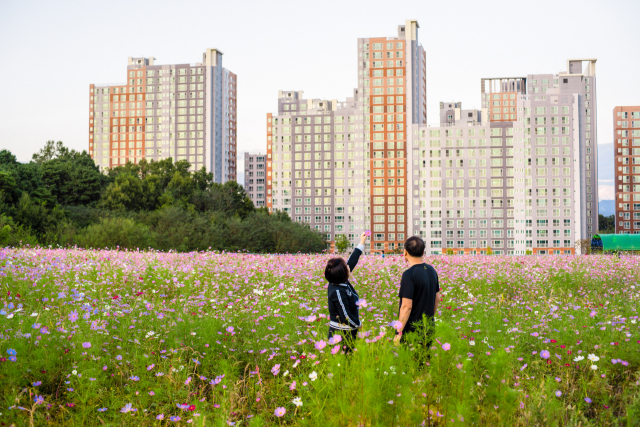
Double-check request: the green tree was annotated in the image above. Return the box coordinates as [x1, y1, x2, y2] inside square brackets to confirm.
[161, 171, 196, 208]
[15, 193, 65, 236]
[0, 170, 19, 205]
[31, 140, 67, 164]
[40, 148, 105, 206]
[100, 174, 144, 211]
[0, 150, 54, 207]
[598, 214, 615, 234]
[335, 234, 350, 253]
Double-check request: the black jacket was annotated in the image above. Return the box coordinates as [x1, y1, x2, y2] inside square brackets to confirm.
[327, 244, 364, 331]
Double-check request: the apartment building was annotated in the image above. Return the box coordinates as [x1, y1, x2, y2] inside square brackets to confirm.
[266, 21, 596, 254]
[244, 153, 267, 207]
[413, 60, 598, 255]
[89, 49, 237, 183]
[613, 106, 640, 233]
[267, 21, 426, 252]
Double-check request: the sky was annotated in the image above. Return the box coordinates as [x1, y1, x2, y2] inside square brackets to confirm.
[1, 0, 638, 200]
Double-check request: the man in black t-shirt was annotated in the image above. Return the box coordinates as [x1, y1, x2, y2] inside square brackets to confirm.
[393, 236, 440, 346]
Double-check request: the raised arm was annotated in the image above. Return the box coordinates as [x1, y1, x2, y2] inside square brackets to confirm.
[346, 232, 368, 272]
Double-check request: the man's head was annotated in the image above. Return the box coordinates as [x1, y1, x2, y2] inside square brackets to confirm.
[325, 257, 349, 284]
[404, 236, 425, 260]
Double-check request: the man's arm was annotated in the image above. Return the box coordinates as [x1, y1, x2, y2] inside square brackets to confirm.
[393, 297, 413, 345]
[397, 298, 413, 333]
[434, 291, 440, 315]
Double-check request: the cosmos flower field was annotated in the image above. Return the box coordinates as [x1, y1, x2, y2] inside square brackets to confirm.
[2, 248, 640, 426]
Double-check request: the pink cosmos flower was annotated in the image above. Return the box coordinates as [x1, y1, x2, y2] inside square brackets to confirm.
[331, 345, 341, 355]
[540, 350, 551, 359]
[274, 407, 286, 417]
[271, 364, 280, 376]
[390, 320, 403, 332]
[442, 343, 451, 351]
[82, 342, 91, 349]
[314, 340, 326, 350]
[328, 335, 343, 345]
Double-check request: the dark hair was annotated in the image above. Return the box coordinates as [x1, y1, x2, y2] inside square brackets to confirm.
[325, 257, 349, 284]
[405, 236, 425, 257]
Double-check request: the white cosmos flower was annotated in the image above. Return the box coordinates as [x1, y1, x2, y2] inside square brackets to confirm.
[31, 312, 38, 317]
[590, 365, 598, 370]
[573, 355, 584, 362]
[587, 354, 599, 362]
[292, 397, 303, 407]
[309, 371, 318, 381]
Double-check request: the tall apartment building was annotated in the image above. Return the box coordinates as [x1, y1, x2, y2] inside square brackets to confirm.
[411, 60, 598, 255]
[244, 153, 267, 207]
[266, 21, 596, 254]
[267, 21, 426, 252]
[89, 49, 237, 182]
[613, 106, 640, 233]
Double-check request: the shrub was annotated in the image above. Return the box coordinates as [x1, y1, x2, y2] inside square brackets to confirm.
[76, 217, 153, 250]
[0, 215, 38, 247]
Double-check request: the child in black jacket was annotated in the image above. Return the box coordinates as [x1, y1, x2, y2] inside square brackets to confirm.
[325, 232, 368, 352]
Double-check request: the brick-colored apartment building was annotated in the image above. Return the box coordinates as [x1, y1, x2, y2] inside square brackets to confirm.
[89, 49, 237, 183]
[613, 106, 640, 233]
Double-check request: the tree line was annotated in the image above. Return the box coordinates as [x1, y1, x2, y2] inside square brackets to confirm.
[0, 141, 326, 253]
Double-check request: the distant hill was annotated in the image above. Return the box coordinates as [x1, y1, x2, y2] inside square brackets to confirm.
[599, 200, 615, 217]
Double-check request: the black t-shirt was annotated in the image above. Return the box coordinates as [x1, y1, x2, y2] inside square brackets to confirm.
[398, 263, 440, 333]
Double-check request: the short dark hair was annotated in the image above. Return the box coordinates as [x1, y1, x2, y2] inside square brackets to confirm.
[405, 236, 425, 257]
[325, 257, 349, 284]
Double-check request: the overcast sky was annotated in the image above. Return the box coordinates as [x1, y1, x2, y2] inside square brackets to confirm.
[1, 0, 638, 200]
